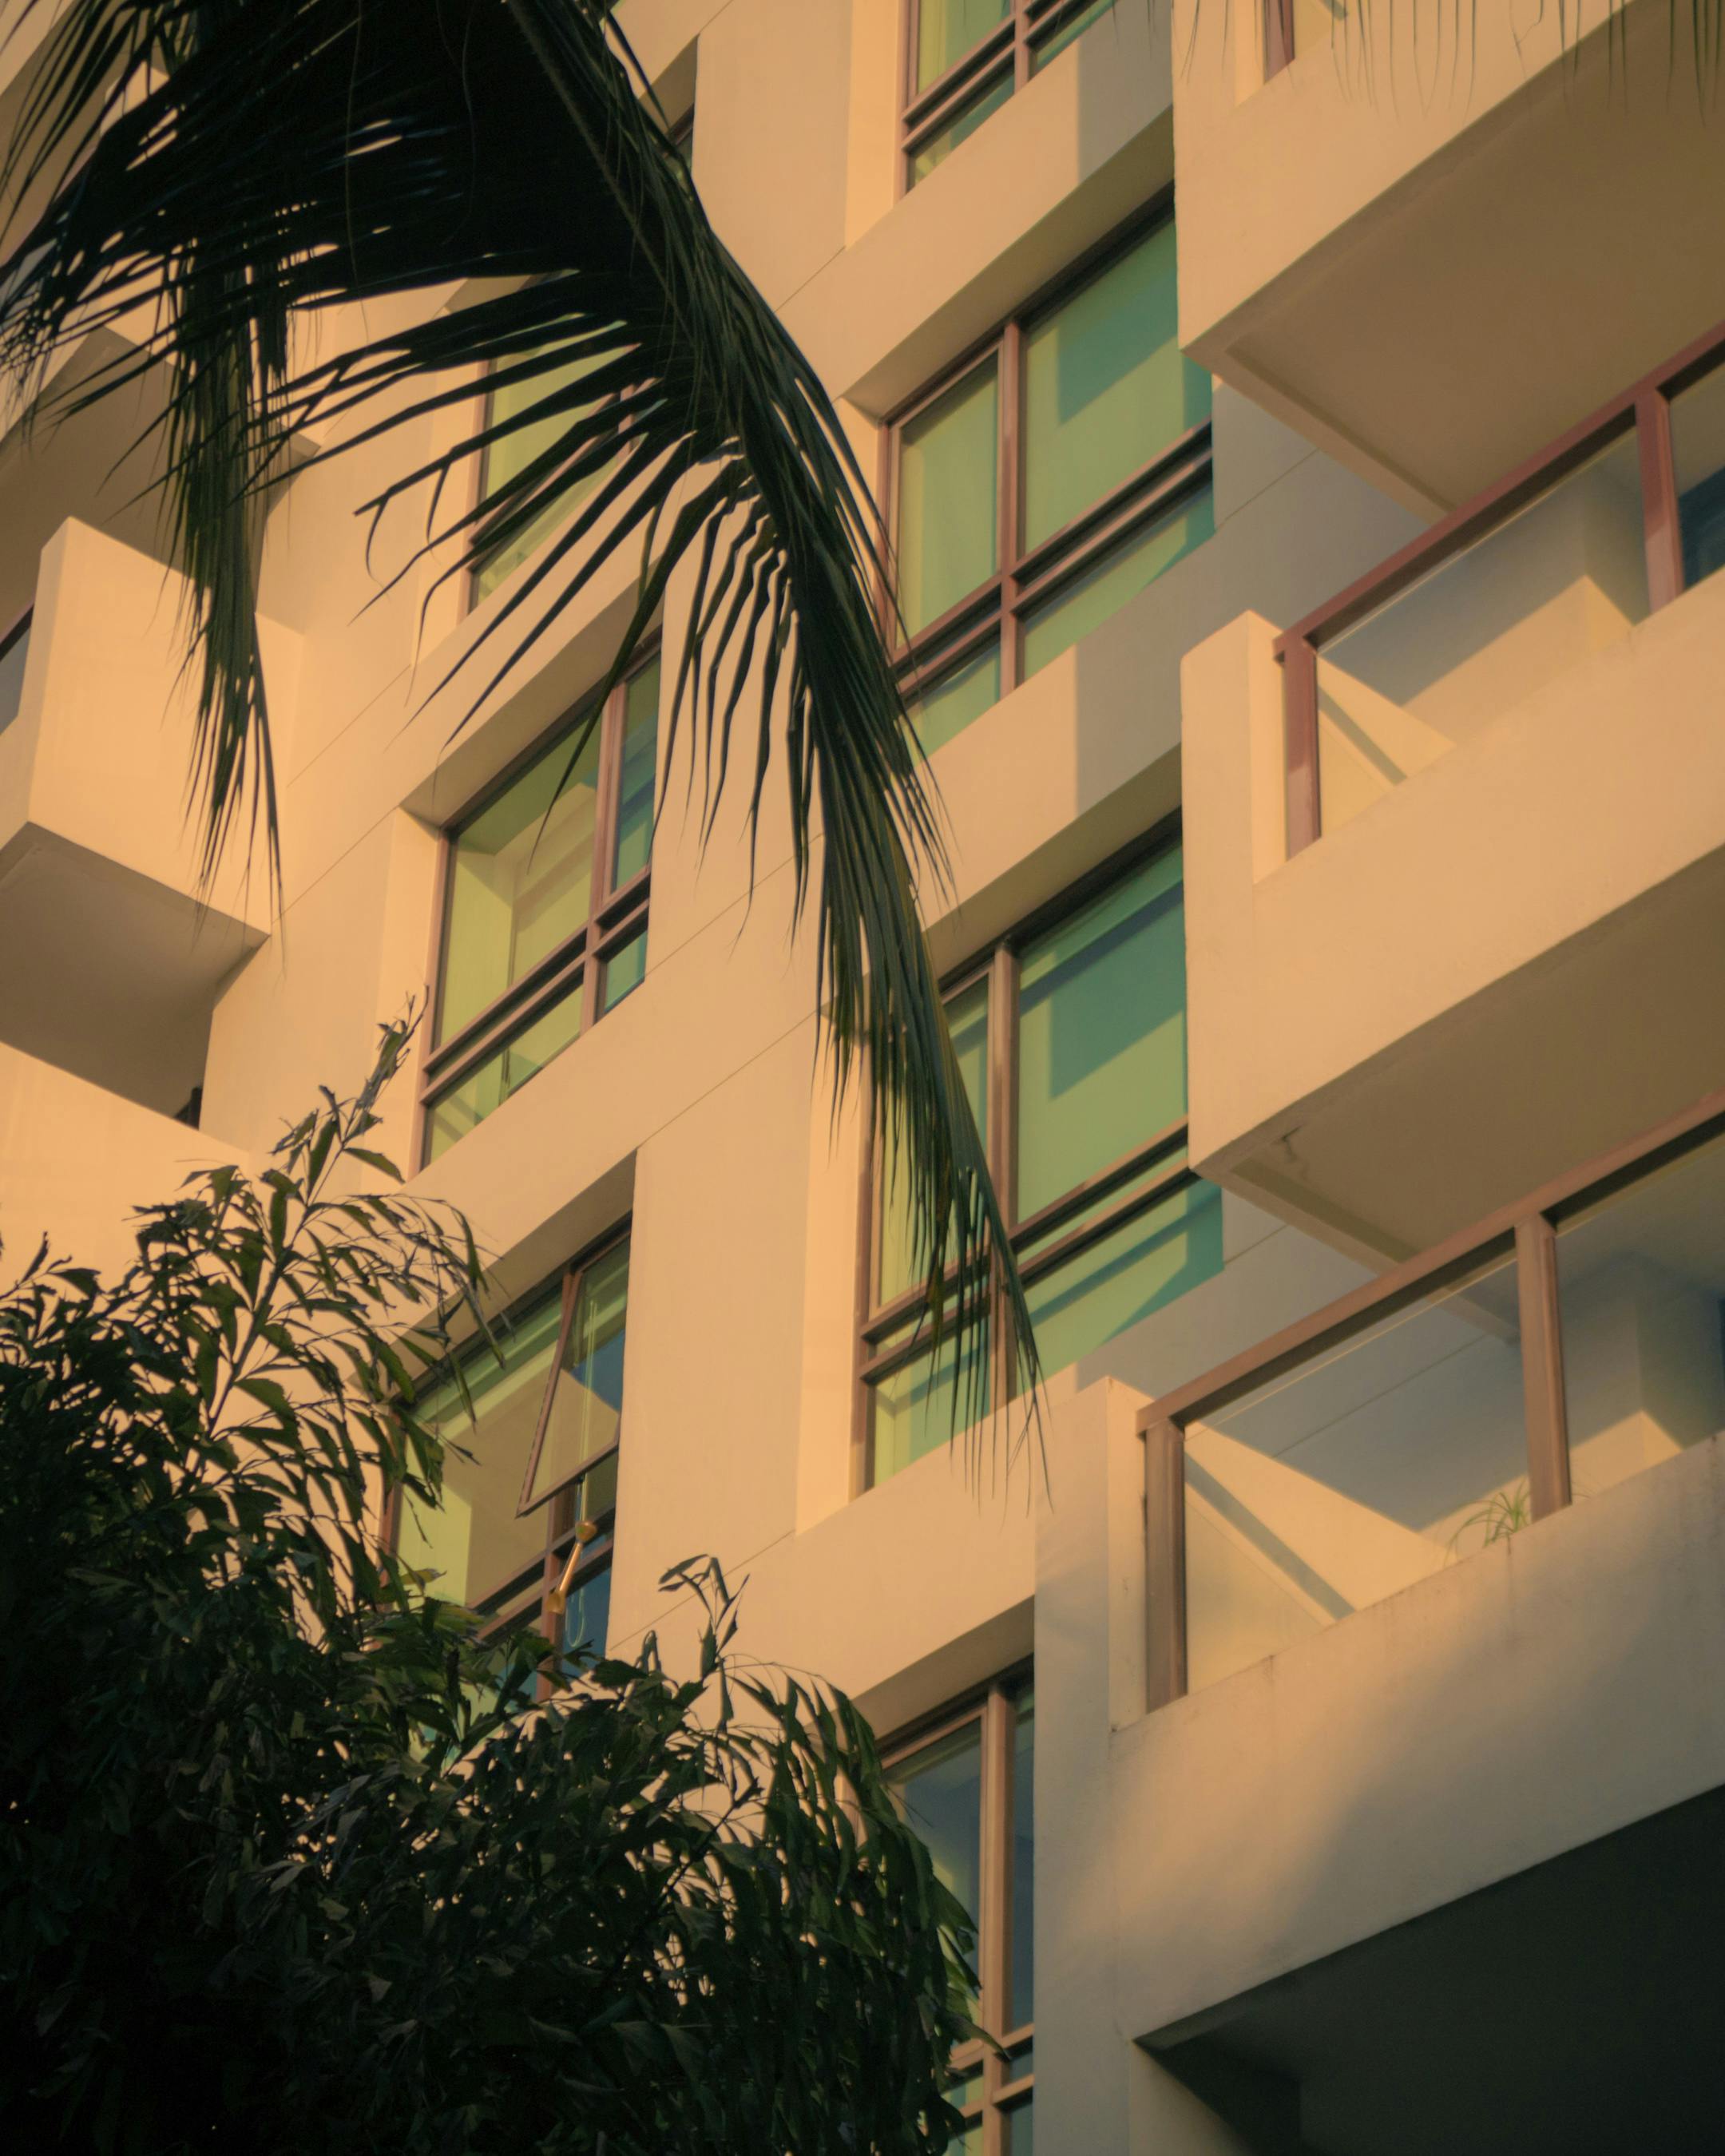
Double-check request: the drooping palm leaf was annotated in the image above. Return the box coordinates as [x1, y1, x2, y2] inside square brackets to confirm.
[0, 0, 1037, 1440]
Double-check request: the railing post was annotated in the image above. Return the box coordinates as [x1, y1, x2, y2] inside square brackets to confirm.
[1263, 0, 1295, 77]
[1143, 1416, 1188, 1712]
[1281, 635, 1321, 858]
[1636, 388, 1685, 612]
[1514, 1214, 1572, 1520]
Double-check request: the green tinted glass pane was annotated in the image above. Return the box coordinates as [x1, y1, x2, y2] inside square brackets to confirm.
[910, 644, 1001, 754]
[524, 1239, 629, 1512]
[396, 1294, 561, 1604]
[438, 721, 601, 1044]
[1027, 1179, 1222, 1373]
[878, 976, 989, 1306]
[1017, 846, 1186, 1218]
[1031, 0, 1114, 67]
[1022, 222, 1210, 549]
[870, 1321, 990, 1485]
[613, 660, 660, 886]
[1010, 1689, 1034, 2027]
[1005, 2099, 1034, 2156]
[1022, 489, 1213, 678]
[899, 362, 999, 636]
[909, 72, 1013, 184]
[889, 1720, 982, 1945]
[917, 0, 1010, 88]
[601, 929, 648, 1013]
[423, 987, 583, 1160]
[562, 1560, 612, 1662]
[473, 345, 609, 601]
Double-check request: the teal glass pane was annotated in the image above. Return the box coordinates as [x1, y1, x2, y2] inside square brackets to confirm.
[1022, 489, 1213, 677]
[601, 929, 648, 1013]
[910, 644, 1001, 754]
[523, 1239, 629, 1512]
[473, 344, 608, 601]
[878, 975, 990, 1306]
[1005, 2098, 1034, 2156]
[438, 720, 600, 1044]
[1026, 1179, 1222, 1374]
[423, 986, 583, 1160]
[613, 658, 660, 886]
[909, 72, 1013, 184]
[395, 1292, 561, 1606]
[870, 1321, 990, 1485]
[0, 616, 28, 736]
[1016, 846, 1186, 1219]
[917, 0, 1010, 89]
[562, 1560, 612, 1662]
[889, 1718, 982, 1953]
[1030, 0, 1114, 68]
[1022, 222, 1210, 550]
[899, 362, 999, 636]
[1009, 1689, 1034, 2027]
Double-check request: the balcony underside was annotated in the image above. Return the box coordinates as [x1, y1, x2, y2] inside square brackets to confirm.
[1152, 1781, 1725, 2156]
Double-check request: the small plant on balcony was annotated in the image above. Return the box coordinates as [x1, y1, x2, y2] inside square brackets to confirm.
[1448, 1480, 1534, 1560]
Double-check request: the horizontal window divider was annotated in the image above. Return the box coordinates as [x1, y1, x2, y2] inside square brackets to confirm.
[1015, 1159, 1201, 1290]
[1010, 1118, 1191, 1249]
[595, 866, 650, 933]
[1012, 432, 1213, 600]
[896, 612, 1004, 695]
[859, 1299, 993, 1384]
[423, 938, 588, 1087]
[422, 963, 588, 1105]
[862, 1264, 988, 1349]
[890, 576, 1007, 667]
[903, 20, 1017, 133]
[1026, 0, 1107, 39]
[540, 1437, 622, 1517]
[594, 916, 648, 965]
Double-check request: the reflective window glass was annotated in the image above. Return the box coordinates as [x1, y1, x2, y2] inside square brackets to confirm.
[613, 658, 660, 886]
[878, 975, 991, 1306]
[898, 363, 999, 637]
[522, 1240, 630, 1513]
[917, 0, 1011, 89]
[474, 343, 608, 602]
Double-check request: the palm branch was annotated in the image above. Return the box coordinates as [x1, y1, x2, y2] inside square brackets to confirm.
[0, 0, 1036, 1437]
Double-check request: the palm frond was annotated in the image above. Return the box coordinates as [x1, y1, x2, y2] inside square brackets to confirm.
[0, 0, 1038, 1439]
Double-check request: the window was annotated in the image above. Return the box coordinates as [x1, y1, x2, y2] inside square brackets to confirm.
[393, 1231, 629, 1677]
[886, 1674, 1036, 2154]
[886, 212, 1211, 755]
[0, 606, 30, 735]
[470, 339, 614, 606]
[902, 0, 1118, 187]
[859, 830, 1222, 1484]
[421, 655, 659, 1162]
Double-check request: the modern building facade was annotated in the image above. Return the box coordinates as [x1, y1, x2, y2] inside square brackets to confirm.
[5, 1, 1725, 2148]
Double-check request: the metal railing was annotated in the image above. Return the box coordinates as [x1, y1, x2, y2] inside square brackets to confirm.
[1136, 1080, 1725, 1713]
[1275, 315, 1725, 857]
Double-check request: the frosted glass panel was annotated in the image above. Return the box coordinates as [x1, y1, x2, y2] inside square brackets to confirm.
[1316, 432, 1648, 838]
[1022, 223, 1210, 550]
[1557, 1135, 1725, 1508]
[917, 0, 1010, 88]
[438, 720, 601, 1044]
[899, 362, 998, 636]
[396, 1294, 561, 1606]
[1017, 846, 1185, 1218]
[1185, 1251, 1527, 1694]
[878, 975, 989, 1306]
[523, 1239, 630, 1512]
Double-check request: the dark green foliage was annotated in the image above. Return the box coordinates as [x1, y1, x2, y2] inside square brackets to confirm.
[0, 0, 1037, 1431]
[0, 1026, 975, 2152]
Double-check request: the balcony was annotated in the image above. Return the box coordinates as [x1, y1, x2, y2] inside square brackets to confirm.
[1173, 0, 1725, 509]
[0, 518, 296, 1121]
[1181, 327, 1725, 1253]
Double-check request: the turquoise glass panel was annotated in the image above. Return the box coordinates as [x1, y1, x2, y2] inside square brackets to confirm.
[1009, 1689, 1034, 2027]
[1016, 846, 1186, 1219]
[1031, 0, 1114, 68]
[474, 344, 607, 601]
[909, 72, 1013, 184]
[910, 644, 1001, 753]
[1025, 1179, 1222, 1375]
[395, 1292, 561, 1606]
[1022, 221, 1210, 550]
[613, 658, 660, 886]
[1005, 2099, 1034, 2155]
[601, 929, 648, 1013]
[423, 986, 584, 1160]
[878, 975, 990, 1306]
[917, 0, 1010, 88]
[898, 361, 999, 636]
[561, 1560, 612, 1662]
[1022, 489, 1213, 678]
[0, 616, 28, 736]
[870, 1321, 990, 1485]
[438, 720, 600, 1045]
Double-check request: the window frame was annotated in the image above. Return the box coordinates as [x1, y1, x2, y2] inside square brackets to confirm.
[418, 649, 659, 1164]
[384, 1220, 630, 1686]
[854, 819, 1199, 1491]
[884, 1669, 1036, 2154]
[899, 0, 1116, 191]
[878, 200, 1212, 729]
